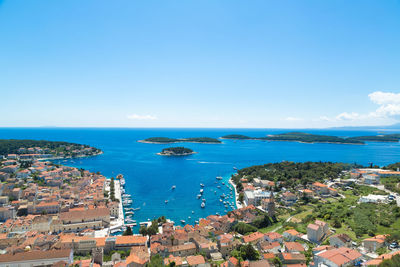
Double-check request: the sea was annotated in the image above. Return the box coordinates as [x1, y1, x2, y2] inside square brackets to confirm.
[1, 127, 400, 232]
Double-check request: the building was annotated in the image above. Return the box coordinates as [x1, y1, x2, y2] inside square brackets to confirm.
[330, 234, 352, 248]
[307, 220, 329, 243]
[359, 194, 388, 204]
[0, 206, 15, 222]
[363, 173, 380, 185]
[244, 190, 272, 206]
[281, 192, 297, 206]
[261, 197, 275, 217]
[363, 235, 386, 252]
[313, 247, 362, 267]
[0, 249, 73, 267]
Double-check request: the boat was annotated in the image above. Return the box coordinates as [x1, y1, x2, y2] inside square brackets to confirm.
[200, 189, 204, 194]
[233, 167, 238, 170]
[165, 200, 168, 204]
[202, 199, 206, 202]
[180, 220, 186, 224]
[222, 182, 225, 185]
[124, 207, 133, 211]
[217, 186, 221, 189]
[216, 176, 223, 180]
[171, 185, 176, 190]
[125, 211, 134, 216]
[192, 210, 194, 214]
[122, 194, 132, 198]
[220, 194, 226, 198]
[196, 194, 201, 199]
[201, 202, 205, 208]
[132, 207, 141, 211]
[125, 218, 136, 224]
[200, 183, 204, 187]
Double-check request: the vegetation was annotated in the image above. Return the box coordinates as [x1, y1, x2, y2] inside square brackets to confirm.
[221, 134, 251, 139]
[123, 226, 133, 236]
[231, 244, 260, 261]
[141, 137, 221, 144]
[0, 139, 101, 156]
[159, 147, 194, 156]
[385, 162, 400, 171]
[222, 132, 400, 144]
[381, 177, 400, 194]
[139, 216, 165, 236]
[146, 255, 164, 267]
[232, 222, 258, 235]
[380, 254, 400, 267]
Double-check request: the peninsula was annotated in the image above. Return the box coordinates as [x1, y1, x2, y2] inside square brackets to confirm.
[157, 147, 196, 156]
[139, 137, 221, 144]
[0, 139, 102, 159]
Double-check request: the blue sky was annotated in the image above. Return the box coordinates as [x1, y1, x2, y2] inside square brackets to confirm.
[1, 0, 399, 128]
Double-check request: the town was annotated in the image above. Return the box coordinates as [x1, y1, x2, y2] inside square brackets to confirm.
[0, 145, 399, 266]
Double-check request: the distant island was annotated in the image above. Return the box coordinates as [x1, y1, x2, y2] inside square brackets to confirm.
[0, 139, 102, 158]
[157, 147, 196, 156]
[221, 132, 363, 144]
[139, 137, 221, 144]
[221, 132, 400, 145]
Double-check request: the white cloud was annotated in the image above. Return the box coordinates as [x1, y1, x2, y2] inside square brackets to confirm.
[335, 112, 360, 121]
[319, 91, 400, 123]
[369, 91, 400, 105]
[285, 117, 303, 121]
[126, 114, 158, 120]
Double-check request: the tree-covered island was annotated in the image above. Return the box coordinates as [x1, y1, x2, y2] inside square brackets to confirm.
[139, 137, 221, 144]
[221, 132, 400, 144]
[157, 147, 196, 156]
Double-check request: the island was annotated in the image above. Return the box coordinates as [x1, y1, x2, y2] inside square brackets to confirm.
[139, 137, 221, 144]
[221, 132, 364, 144]
[0, 139, 102, 159]
[157, 147, 196, 156]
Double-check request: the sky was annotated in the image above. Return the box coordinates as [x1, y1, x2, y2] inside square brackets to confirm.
[0, 0, 400, 128]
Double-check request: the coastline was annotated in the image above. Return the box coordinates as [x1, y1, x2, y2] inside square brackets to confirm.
[220, 138, 364, 145]
[229, 177, 243, 209]
[38, 151, 104, 161]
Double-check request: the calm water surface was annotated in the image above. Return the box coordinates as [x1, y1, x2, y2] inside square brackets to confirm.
[1, 128, 399, 231]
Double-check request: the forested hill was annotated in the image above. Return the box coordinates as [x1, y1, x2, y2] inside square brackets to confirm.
[231, 161, 357, 188]
[0, 139, 101, 156]
[221, 132, 400, 144]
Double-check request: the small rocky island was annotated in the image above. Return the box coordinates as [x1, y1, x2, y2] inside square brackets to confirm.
[157, 147, 196, 156]
[139, 137, 221, 144]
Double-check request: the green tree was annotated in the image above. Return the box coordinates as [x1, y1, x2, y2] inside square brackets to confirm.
[123, 226, 133, 236]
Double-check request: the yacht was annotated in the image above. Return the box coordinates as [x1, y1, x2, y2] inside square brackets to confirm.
[180, 220, 186, 224]
[233, 166, 238, 170]
[171, 185, 176, 190]
[200, 189, 204, 194]
[132, 207, 141, 211]
[192, 210, 194, 214]
[200, 183, 204, 187]
[125, 211, 134, 216]
[216, 176, 223, 180]
[201, 202, 205, 208]
[196, 194, 201, 199]
[217, 186, 221, 189]
[165, 200, 169, 204]
[122, 194, 132, 198]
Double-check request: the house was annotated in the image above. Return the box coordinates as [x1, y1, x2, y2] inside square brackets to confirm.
[0, 206, 16, 222]
[281, 192, 297, 206]
[261, 198, 275, 217]
[244, 190, 273, 206]
[363, 173, 380, 185]
[264, 232, 283, 243]
[186, 255, 206, 266]
[313, 247, 362, 267]
[55, 208, 110, 232]
[168, 242, 197, 257]
[283, 229, 302, 242]
[16, 169, 31, 179]
[284, 242, 305, 253]
[363, 235, 386, 252]
[280, 253, 306, 265]
[243, 232, 264, 244]
[259, 241, 281, 254]
[164, 255, 184, 266]
[115, 235, 147, 250]
[330, 234, 352, 248]
[307, 220, 329, 243]
[0, 249, 73, 267]
[34, 201, 60, 215]
[217, 234, 240, 258]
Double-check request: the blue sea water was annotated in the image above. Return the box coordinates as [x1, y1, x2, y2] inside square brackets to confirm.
[1, 127, 400, 232]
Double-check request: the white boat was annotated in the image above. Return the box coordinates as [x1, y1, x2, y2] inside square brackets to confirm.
[125, 211, 134, 216]
[196, 194, 201, 199]
[132, 207, 141, 211]
[202, 199, 206, 202]
[165, 200, 169, 204]
[171, 185, 176, 190]
[201, 202, 205, 208]
[192, 210, 194, 214]
[180, 220, 186, 224]
[233, 167, 238, 170]
[200, 183, 204, 187]
[200, 189, 204, 194]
